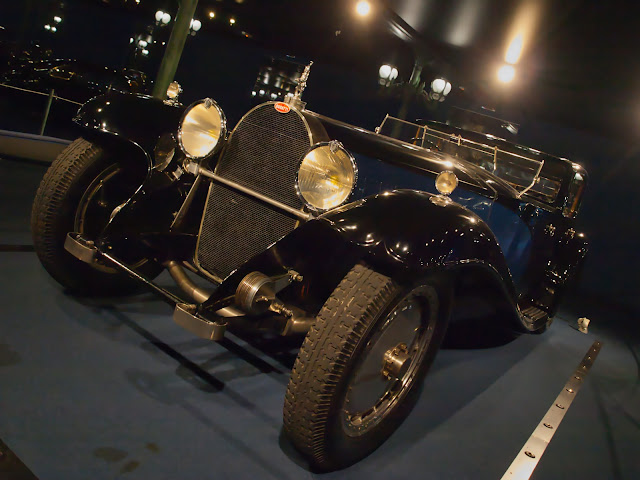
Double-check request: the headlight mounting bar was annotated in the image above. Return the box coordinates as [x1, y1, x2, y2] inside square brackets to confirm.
[185, 161, 313, 221]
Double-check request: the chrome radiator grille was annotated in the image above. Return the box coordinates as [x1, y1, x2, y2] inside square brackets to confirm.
[196, 103, 315, 280]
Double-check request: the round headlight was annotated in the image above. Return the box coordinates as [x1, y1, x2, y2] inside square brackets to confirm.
[296, 141, 357, 211]
[178, 98, 227, 160]
[435, 170, 458, 195]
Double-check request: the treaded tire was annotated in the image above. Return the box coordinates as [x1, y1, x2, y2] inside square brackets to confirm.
[283, 264, 448, 471]
[31, 137, 160, 295]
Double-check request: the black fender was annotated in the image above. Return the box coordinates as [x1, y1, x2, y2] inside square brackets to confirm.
[73, 92, 183, 168]
[317, 190, 514, 285]
[205, 190, 524, 330]
[544, 228, 589, 313]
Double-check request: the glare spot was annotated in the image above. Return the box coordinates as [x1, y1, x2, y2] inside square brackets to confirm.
[356, 1, 371, 17]
[497, 65, 515, 83]
[505, 34, 523, 64]
[446, 0, 483, 47]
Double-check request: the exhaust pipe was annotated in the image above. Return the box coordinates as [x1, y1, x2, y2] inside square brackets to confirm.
[164, 260, 211, 304]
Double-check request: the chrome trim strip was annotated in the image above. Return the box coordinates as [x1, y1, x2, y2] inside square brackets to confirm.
[501, 340, 603, 480]
[196, 165, 312, 221]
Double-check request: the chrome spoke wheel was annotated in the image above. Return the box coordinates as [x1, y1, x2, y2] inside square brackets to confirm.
[284, 265, 447, 471]
[341, 286, 436, 436]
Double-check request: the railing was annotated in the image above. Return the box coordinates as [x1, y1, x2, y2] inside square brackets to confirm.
[0, 83, 82, 136]
[376, 115, 560, 202]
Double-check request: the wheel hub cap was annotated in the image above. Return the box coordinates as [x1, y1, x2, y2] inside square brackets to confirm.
[381, 343, 411, 380]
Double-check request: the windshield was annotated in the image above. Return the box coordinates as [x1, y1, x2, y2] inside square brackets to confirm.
[376, 115, 562, 204]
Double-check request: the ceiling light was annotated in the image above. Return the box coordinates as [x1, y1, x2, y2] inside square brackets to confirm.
[505, 34, 523, 64]
[378, 64, 398, 86]
[497, 65, 515, 83]
[356, 1, 371, 17]
[209, 11, 215, 19]
[429, 77, 452, 102]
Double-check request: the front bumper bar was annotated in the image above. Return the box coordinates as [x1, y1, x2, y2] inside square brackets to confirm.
[64, 232, 227, 341]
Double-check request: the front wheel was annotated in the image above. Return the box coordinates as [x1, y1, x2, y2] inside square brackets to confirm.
[31, 137, 160, 294]
[283, 264, 449, 471]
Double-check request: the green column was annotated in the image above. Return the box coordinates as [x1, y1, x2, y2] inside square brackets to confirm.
[394, 60, 424, 129]
[152, 0, 199, 99]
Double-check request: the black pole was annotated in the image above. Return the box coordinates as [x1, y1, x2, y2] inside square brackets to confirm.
[39, 89, 55, 136]
[152, 0, 199, 99]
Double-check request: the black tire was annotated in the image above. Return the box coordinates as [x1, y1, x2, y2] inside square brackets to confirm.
[283, 264, 449, 471]
[31, 137, 161, 295]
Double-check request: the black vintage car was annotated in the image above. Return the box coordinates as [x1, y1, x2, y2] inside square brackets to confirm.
[31, 65, 588, 471]
[3, 58, 149, 102]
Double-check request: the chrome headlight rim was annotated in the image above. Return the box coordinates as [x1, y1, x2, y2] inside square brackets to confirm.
[295, 140, 358, 213]
[177, 98, 227, 161]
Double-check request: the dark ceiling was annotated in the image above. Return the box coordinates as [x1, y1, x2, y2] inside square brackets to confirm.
[179, 0, 640, 142]
[23, 1, 640, 141]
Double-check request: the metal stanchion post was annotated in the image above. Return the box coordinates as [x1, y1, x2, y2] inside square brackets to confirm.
[40, 88, 55, 136]
[152, 0, 199, 99]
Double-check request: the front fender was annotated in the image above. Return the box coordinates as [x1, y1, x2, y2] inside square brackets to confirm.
[73, 92, 183, 167]
[319, 190, 515, 290]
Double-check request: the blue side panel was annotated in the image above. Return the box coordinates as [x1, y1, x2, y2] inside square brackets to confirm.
[483, 202, 532, 287]
[351, 154, 532, 290]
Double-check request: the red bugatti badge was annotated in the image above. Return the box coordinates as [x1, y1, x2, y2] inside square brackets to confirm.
[274, 102, 290, 114]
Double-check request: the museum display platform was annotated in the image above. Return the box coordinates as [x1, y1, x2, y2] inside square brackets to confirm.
[1, 156, 638, 479]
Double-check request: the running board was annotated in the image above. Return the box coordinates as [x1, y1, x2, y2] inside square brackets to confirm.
[520, 304, 550, 330]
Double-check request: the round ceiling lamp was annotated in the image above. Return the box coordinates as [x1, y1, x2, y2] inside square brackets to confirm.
[429, 78, 452, 102]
